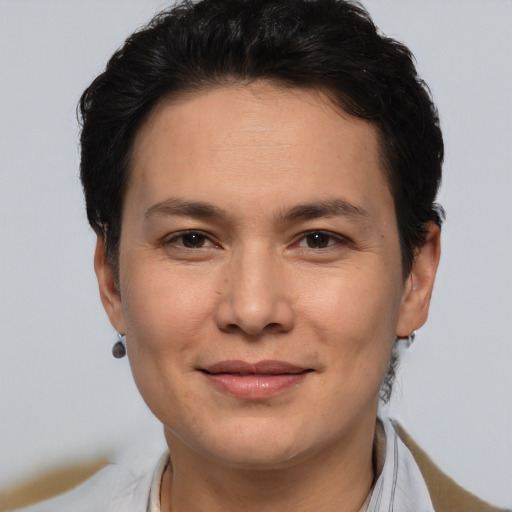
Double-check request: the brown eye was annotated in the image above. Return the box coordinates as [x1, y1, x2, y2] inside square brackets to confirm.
[181, 232, 208, 248]
[162, 230, 218, 253]
[304, 232, 333, 249]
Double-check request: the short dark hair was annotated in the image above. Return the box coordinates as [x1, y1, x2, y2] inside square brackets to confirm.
[79, 0, 444, 400]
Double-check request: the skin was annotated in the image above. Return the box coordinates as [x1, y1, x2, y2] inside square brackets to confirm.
[95, 82, 440, 512]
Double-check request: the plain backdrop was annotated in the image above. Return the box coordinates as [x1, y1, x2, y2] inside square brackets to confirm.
[0, 0, 510, 507]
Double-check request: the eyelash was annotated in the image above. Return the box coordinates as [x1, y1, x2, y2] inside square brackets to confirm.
[295, 230, 349, 250]
[161, 230, 349, 251]
[162, 230, 218, 249]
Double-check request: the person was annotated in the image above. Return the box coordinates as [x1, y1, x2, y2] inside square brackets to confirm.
[14, 0, 509, 511]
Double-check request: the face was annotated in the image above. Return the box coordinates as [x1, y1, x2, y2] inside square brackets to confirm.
[96, 82, 439, 469]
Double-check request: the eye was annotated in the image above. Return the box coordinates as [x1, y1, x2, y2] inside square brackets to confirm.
[180, 232, 208, 248]
[298, 231, 341, 249]
[164, 231, 217, 249]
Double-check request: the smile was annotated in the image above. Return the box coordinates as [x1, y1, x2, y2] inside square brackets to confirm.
[201, 360, 313, 400]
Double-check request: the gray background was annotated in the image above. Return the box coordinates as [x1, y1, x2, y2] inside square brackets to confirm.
[1, 0, 510, 507]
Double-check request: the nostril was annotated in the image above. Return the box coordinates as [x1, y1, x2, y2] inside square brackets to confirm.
[220, 321, 289, 337]
[224, 323, 240, 333]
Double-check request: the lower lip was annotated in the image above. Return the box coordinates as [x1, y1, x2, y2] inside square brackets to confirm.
[203, 372, 309, 399]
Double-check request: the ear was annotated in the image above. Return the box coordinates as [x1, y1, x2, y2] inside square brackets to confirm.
[94, 235, 125, 334]
[396, 223, 441, 337]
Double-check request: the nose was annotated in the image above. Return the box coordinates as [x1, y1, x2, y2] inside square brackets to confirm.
[214, 246, 295, 337]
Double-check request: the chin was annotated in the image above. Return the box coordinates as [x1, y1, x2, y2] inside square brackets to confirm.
[211, 439, 306, 470]
[199, 416, 327, 470]
[164, 413, 306, 469]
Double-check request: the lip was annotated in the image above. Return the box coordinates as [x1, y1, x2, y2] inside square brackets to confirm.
[200, 360, 313, 400]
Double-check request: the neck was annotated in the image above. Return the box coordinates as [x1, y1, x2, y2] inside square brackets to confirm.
[160, 420, 377, 512]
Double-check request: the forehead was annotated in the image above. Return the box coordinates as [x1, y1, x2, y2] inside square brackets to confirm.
[128, 82, 392, 220]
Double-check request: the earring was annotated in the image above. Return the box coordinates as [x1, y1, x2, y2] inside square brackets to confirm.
[112, 333, 127, 358]
[404, 330, 416, 348]
[396, 330, 416, 348]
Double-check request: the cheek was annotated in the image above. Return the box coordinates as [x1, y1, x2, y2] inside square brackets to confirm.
[302, 260, 401, 332]
[119, 262, 217, 394]
[122, 260, 213, 338]
[298, 265, 401, 378]
[119, 269, 211, 423]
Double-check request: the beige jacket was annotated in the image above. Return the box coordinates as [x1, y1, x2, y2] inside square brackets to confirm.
[396, 425, 507, 512]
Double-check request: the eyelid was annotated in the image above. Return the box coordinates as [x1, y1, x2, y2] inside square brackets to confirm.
[294, 229, 351, 248]
[160, 229, 350, 250]
[162, 229, 220, 248]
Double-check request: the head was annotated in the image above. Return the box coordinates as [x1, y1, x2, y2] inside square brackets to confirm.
[81, 0, 443, 469]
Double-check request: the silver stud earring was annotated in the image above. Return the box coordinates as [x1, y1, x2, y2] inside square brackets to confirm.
[112, 333, 127, 358]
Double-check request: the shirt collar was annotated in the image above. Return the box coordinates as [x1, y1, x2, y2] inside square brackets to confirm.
[366, 417, 435, 512]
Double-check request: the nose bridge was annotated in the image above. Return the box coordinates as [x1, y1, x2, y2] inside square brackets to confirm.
[216, 241, 294, 336]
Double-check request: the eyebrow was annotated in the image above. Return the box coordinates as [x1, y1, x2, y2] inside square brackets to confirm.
[144, 197, 371, 225]
[144, 198, 228, 221]
[279, 199, 372, 224]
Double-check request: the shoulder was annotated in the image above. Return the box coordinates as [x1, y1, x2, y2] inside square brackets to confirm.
[12, 445, 164, 512]
[394, 422, 510, 512]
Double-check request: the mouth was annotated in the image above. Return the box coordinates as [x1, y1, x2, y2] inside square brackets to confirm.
[200, 360, 314, 400]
